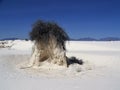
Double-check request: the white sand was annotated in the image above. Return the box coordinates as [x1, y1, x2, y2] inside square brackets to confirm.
[0, 40, 120, 90]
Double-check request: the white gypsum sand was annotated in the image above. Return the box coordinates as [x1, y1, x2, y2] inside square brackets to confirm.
[0, 40, 120, 90]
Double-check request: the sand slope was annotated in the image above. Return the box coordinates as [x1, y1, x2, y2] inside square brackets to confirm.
[0, 40, 120, 90]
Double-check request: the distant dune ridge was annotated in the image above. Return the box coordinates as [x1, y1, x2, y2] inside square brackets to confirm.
[71, 37, 120, 41]
[0, 38, 20, 41]
[1, 37, 120, 41]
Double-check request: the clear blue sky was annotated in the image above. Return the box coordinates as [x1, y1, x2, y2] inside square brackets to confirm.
[0, 0, 120, 39]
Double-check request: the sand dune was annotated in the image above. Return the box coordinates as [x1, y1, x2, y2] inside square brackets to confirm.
[0, 40, 120, 90]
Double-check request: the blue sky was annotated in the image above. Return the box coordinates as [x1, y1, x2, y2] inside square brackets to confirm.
[0, 0, 120, 39]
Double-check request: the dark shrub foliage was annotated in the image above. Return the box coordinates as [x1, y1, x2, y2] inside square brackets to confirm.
[67, 56, 84, 67]
[29, 20, 69, 50]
